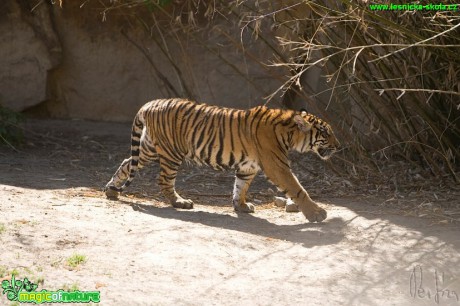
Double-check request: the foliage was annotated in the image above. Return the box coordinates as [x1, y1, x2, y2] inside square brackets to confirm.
[66, 254, 86, 268]
[57, 0, 459, 181]
[264, 0, 460, 181]
[0, 106, 23, 149]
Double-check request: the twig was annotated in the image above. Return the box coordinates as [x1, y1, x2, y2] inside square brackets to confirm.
[369, 22, 460, 63]
[0, 134, 21, 153]
[240, 2, 302, 39]
[120, 29, 179, 97]
[430, 213, 460, 223]
[375, 88, 460, 97]
[30, 0, 45, 12]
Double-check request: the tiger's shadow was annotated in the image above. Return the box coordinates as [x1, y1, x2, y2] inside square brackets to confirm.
[125, 201, 346, 248]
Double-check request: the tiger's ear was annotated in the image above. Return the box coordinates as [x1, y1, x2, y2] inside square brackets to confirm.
[294, 112, 312, 133]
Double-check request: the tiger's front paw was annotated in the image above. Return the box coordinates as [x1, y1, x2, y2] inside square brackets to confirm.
[172, 198, 194, 209]
[301, 205, 327, 223]
[233, 202, 255, 213]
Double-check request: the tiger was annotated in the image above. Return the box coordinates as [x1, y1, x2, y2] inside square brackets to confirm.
[104, 98, 340, 222]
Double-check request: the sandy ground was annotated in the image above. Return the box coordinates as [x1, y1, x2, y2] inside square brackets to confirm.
[0, 119, 459, 306]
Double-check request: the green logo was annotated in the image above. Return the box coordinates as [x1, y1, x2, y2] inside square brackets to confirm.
[2, 275, 100, 304]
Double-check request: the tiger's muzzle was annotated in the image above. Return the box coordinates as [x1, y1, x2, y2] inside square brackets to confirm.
[318, 140, 340, 160]
[317, 147, 335, 160]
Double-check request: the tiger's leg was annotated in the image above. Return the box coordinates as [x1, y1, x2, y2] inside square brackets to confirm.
[105, 158, 131, 199]
[105, 136, 158, 199]
[157, 152, 193, 209]
[262, 161, 326, 222]
[232, 171, 257, 213]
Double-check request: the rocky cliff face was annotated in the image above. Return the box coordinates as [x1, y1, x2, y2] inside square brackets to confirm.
[0, 1, 60, 112]
[0, 1, 283, 121]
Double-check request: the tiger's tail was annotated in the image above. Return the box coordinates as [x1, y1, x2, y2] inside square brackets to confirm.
[107, 108, 145, 193]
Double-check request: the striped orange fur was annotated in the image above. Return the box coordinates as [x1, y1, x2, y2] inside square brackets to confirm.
[104, 99, 340, 222]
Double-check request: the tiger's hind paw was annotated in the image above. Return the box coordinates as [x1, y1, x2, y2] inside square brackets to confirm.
[172, 198, 194, 209]
[104, 186, 120, 200]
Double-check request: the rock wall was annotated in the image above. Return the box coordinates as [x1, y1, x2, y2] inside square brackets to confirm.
[0, 1, 285, 122]
[0, 0, 60, 112]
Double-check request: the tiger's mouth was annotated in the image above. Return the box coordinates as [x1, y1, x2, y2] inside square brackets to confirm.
[317, 147, 336, 160]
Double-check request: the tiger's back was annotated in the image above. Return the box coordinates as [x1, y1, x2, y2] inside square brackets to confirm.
[142, 99, 287, 170]
[105, 98, 340, 222]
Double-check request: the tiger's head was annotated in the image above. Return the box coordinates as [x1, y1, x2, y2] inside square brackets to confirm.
[293, 110, 340, 160]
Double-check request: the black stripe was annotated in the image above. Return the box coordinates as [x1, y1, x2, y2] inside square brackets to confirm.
[228, 152, 235, 168]
[109, 186, 122, 192]
[162, 173, 178, 181]
[236, 111, 248, 155]
[160, 157, 181, 170]
[195, 124, 208, 148]
[190, 110, 206, 150]
[236, 172, 254, 180]
[179, 103, 196, 134]
[228, 110, 235, 153]
[254, 108, 269, 133]
[296, 189, 302, 199]
[249, 107, 264, 132]
[271, 150, 290, 168]
[300, 138, 307, 152]
[205, 132, 216, 165]
[157, 136, 180, 160]
[215, 114, 225, 166]
[131, 149, 140, 156]
[269, 112, 282, 125]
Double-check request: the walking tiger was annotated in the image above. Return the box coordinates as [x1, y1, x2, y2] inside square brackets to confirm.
[104, 99, 340, 222]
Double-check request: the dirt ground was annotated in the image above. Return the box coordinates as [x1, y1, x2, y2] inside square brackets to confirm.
[1, 119, 459, 306]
